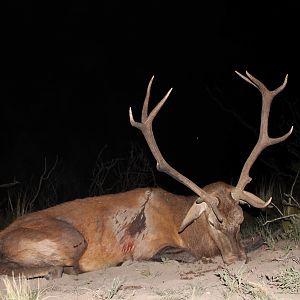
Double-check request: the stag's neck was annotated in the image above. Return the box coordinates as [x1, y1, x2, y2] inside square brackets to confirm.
[155, 188, 220, 259]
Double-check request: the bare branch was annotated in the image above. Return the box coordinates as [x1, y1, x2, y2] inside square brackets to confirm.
[0, 181, 20, 188]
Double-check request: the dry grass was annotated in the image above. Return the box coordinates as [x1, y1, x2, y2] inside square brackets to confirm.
[268, 267, 300, 294]
[0, 274, 49, 300]
[217, 266, 273, 300]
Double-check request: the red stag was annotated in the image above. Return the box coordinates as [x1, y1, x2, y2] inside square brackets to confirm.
[0, 71, 293, 279]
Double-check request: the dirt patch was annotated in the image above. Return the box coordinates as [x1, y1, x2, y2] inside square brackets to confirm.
[0, 240, 299, 299]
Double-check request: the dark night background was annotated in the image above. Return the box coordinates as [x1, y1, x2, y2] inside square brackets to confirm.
[1, 1, 299, 205]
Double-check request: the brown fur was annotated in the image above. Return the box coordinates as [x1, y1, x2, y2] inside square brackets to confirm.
[0, 181, 246, 279]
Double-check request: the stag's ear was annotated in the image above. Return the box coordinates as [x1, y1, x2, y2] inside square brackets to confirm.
[178, 201, 208, 233]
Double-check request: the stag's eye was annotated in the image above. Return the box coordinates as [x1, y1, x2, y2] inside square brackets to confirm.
[208, 211, 221, 228]
[208, 219, 216, 227]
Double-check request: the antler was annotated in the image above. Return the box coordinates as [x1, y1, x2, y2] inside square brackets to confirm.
[129, 76, 223, 222]
[231, 71, 293, 206]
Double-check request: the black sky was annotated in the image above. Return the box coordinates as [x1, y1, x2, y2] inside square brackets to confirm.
[1, 1, 299, 200]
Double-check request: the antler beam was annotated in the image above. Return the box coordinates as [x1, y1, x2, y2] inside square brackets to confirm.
[232, 71, 293, 205]
[129, 76, 223, 221]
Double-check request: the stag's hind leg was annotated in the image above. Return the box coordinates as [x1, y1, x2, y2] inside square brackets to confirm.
[0, 217, 87, 279]
[0, 261, 63, 280]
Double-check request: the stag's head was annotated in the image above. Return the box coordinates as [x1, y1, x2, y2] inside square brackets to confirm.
[129, 72, 293, 263]
[178, 181, 246, 264]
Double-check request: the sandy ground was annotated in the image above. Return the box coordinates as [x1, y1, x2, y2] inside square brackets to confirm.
[0, 240, 299, 300]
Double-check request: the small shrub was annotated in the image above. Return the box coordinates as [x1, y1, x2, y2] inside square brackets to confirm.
[0, 158, 58, 228]
[89, 143, 157, 196]
[268, 267, 300, 294]
[105, 277, 123, 299]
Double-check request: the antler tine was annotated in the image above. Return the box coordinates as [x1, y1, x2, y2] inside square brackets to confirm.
[129, 76, 172, 131]
[141, 75, 154, 123]
[232, 71, 293, 204]
[130, 76, 223, 222]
